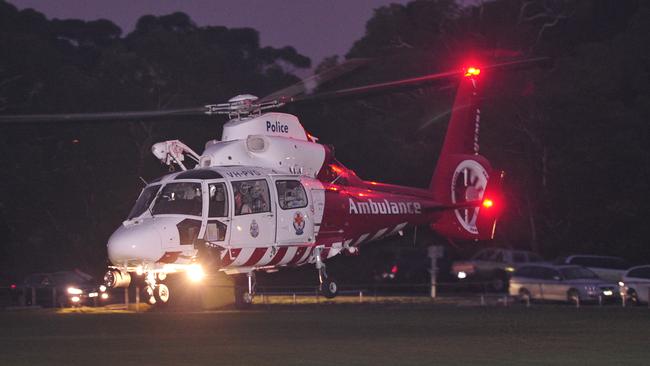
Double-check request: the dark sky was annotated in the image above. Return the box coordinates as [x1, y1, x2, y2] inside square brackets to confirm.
[10, 0, 411, 69]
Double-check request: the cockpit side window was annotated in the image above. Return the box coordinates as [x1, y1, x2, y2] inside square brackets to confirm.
[128, 185, 161, 219]
[276, 180, 308, 209]
[232, 179, 270, 216]
[152, 182, 202, 216]
[208, 182, 228, 217]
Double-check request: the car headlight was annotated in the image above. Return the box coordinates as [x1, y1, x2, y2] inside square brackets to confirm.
[457, 271, 467, 279]
[67, 287, 83, 295]
[99, 285, 107, 292]
[603, 290, 613, 296]
[89, 292, 99, 298]
[101, 293, 109, 300]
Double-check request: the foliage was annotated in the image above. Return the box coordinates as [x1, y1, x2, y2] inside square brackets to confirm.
[1, 0, 649, 279]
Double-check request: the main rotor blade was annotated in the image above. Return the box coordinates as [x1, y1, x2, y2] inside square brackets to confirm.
[293, 69, 461, 102]
[258, 58, 370, 104]
[293, 56, 550, 102]
[0, 107, 206, 124]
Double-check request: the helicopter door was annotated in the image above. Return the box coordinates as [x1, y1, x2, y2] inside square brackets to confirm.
[274, 179, 313, 245]
[204, 181, 231, 246]
[229, 179, 275, 247]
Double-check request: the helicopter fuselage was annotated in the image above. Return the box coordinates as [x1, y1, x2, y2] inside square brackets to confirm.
[107, 164, 439, 275]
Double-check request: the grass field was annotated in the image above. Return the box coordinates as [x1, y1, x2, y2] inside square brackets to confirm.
[2, 302, 650, 366]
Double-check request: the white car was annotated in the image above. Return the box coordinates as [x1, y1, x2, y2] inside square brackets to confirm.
[451, 248, 544, 292]
[555, 255, 629, 282]
[510, 264, 620, 304]
[619, 265, 650, 305]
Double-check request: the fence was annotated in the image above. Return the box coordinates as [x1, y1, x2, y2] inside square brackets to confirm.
[2, 283, 650, 309]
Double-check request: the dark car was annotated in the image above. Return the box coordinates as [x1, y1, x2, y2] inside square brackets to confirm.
[19, 270, 109, 307]
[451, 248, 545, 292]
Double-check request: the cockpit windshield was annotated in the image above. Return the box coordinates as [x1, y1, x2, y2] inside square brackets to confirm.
[128, 185, 160, 219]
[151, 182, 203, 216]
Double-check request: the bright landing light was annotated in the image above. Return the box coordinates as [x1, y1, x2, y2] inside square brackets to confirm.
[67, 287, 83, 295]
[187, 264, 205, 283]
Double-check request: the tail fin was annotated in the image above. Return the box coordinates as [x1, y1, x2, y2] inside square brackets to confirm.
[430, 67, 504, 241]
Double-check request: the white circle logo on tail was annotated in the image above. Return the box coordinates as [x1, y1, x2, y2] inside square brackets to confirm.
[451, 160, 489, 235]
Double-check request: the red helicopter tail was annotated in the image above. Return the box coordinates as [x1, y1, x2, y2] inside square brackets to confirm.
[429, 67, 503, 241]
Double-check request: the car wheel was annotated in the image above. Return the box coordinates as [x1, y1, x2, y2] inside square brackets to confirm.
[567, 289, 580, 305]
[519, 288, 532, 303]
[628, 289, 640, 306]
[491, 272, 509, 293]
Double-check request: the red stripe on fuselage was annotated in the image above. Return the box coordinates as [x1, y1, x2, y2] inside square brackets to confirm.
[243, 248, 268, 267]
[297, 247, 315, 265]
[221, 248, 242, 267]
[288, 247, 307, 265]
[156, 251, 181, 264]
[267, 247, 288, 266]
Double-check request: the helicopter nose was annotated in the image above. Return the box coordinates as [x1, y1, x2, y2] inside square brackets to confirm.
[107, 221, 163, 265]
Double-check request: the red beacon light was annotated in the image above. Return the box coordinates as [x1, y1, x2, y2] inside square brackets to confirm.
[482, 198, 494, 208]
[464, 67, 481, 77]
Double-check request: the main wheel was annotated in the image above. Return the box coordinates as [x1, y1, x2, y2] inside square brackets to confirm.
[320, 278, 338, 299]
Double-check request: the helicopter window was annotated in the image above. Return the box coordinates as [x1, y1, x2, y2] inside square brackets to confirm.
[232, 179, 270, 216]
[152, 182, 202, 216]
[208, 183, 228, 217]
[275, 180, 308, 209]
[128, 185, 161, 219]
[206, 220, 227, 242]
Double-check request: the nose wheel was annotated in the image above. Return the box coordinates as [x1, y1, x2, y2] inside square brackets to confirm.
[145, 273, 170, 306]
[315, 246, 338, 299]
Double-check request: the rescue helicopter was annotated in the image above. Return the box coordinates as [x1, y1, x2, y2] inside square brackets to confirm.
[1, 57, 544, 306]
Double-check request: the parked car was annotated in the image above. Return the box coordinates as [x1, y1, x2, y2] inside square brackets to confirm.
[619, 265, 650, 305]
[554, 255, 629, 282]
[19, 270, 109, 307]
[451, 248, 544, 292]
[510, 264, 620, 304]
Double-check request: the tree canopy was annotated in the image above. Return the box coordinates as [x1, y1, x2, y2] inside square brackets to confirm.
[1, 0, 648, 279]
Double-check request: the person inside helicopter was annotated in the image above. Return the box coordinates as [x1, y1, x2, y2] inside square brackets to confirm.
[152, 182, 203, 216]
[233, 180, 269, 215]
[208, 183, 228, 217]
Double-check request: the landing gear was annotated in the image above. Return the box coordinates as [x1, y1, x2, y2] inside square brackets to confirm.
[234, 272, 256, 308]
[315, 246, 338, 299]
[145, 272, 170, 306]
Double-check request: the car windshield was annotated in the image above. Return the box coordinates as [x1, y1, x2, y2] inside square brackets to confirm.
[152, 182, 203, 216]
[560, 267, 599, 280]
[51, 271, 94, 286]
[128, 185, 160, 219]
